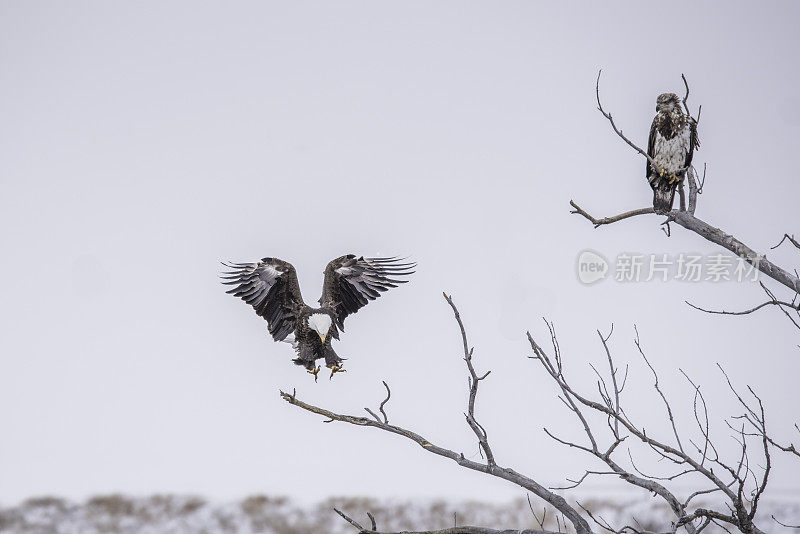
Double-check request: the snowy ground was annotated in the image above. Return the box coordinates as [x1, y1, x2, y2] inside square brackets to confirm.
[1, 495, 798, 533]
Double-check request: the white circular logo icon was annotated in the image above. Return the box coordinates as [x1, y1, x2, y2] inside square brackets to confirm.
[577, 249, 609, 285]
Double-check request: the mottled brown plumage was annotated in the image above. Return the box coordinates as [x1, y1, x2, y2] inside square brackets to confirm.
[646, 93, 699, 214]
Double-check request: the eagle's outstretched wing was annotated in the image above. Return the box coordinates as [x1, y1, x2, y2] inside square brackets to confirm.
[222, 258, 304, 342]
[319, 255, 415, 330]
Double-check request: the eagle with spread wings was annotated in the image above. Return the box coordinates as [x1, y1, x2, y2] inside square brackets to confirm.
[222, 255, 414, 380]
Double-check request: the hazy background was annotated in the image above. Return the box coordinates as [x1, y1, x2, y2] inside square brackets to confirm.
[1, 1, 798, 508]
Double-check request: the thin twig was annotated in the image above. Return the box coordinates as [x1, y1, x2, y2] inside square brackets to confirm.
[685, 299, 798, 317]
[366, 381, 393, 424]
[771, 234, 800, 251]
[634, 326, 683, 453]
[772, 515, 800, 529]
[444, 292, 495, 467]
[595, 70, 662, 174]
[570, 200, 654, 228]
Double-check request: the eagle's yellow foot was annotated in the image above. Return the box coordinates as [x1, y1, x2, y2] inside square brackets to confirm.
[307, 366, 321, 382]
[668, 173, 680, 185]
[329, 365, 346, 379]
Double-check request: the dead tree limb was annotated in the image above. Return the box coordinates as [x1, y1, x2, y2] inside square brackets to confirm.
[527, 324, 779, 534]
[365, 381, 392, 424]
[685, 298, 797, 318]
[772, 515, 800, 529]
[680, 73, 702, 128]
[764, 422, 800, 460]
[569, 200, 800, 296]
[595, 71, 660, 175]
[771, 234, 800, 251]
[444, 293, 495, 465]
[281, 295, 594, 534]
[685, 281, 800, 330]
[281, 296, 795, 534]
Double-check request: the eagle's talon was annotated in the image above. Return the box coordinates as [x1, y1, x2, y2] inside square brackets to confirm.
[329, 365, 346, 379]
[307, 366, 320, 382]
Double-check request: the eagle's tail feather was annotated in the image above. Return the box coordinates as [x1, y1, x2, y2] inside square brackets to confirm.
[652, 185, 676, 215]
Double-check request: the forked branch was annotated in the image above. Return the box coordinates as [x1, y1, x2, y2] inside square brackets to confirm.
[282, 296, 792, 534]
[772, 234, 800, 251]
[525, 319, 800, 534]
[685, 282, 800, 330]
[444, 293, 495, 466]
[281, 296, 593, 534]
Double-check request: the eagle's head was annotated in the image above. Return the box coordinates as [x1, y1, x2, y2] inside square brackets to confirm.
[656, 93, 680, 113]
[307, 313, 334, 344]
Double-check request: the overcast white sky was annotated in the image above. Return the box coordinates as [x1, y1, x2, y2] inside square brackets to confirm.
[1, 1, 799, 507]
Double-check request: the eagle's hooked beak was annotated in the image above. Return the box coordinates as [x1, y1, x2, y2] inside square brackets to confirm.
[318, 333, 326, 344]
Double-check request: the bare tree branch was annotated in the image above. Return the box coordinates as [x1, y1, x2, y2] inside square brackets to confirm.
[595, 71, 662, 174]
[378, 381, 392, 424]
[528, 495, 548, 532]
[685, 282, 800, 331]
[686, 164, 706, 216]
[681, 73, 702, 127]
[569, 201, 654, 228]
[280, 296, 595, 534]
[444, 293, 495, 466]
[759, 282, 800, 329]
[528, 330, 707, 533]
[280, 295, 792, 534]
[527, 325, 777, 534]
[772, 515, 800, 529]
[569, 200, 800, 295]
[634, 327, 684, 453]
[685, 299, 798, 317]
[763, 422, 800, 459]
[771, 234, 800, 251]
[365, 381, 393, 424]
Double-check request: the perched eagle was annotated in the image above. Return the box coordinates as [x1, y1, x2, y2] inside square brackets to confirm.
[222, 255, 414, 380]
[646, 93, 699, 214]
